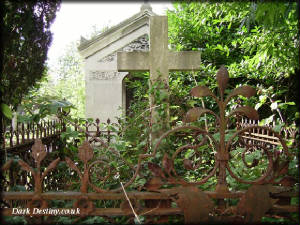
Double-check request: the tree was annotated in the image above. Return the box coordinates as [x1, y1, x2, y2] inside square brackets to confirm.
[49, 41, 85, 118]
[15, 41, 85, 125]
[167, 2, 299, 125]
[2, 0, 61, 109]
[1, 0, 61, 148]
[26, 24, 112, 120]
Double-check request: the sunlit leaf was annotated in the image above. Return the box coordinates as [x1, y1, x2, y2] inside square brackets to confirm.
[1, 103, 12, 119]
[270, 102, 278, 110]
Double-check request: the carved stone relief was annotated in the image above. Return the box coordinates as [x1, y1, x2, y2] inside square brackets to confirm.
[98, 53, 116, 63]
[98, 34, 149, 63]
[89, 71, 122, 80]
[122, 34, 149, 52]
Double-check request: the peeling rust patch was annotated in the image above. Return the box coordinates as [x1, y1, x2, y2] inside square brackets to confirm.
[172, 186, 214, 223]
[237, 185, 278, 223]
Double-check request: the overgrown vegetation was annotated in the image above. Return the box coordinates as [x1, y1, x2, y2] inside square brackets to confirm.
[167, 2, 299, 124]
[2, 1, 299, 224]
[1, 0, 61, 150]
[1, 0, 61, 111]
[121, 1, 299, 161]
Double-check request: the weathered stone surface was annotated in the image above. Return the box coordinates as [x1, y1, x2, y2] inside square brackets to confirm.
[168, 51, 201, 71]
[78, 6, 155, 122]
[117, 52, 149, 71]
[117, 51, 201, 72]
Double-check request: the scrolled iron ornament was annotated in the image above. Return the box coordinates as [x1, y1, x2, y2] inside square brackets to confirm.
[151, 66, 291, 192]
[226, 125, 290, 184]
[148, 126, 219, 185]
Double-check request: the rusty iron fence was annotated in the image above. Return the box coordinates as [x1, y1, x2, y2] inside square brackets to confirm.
[1, 67, 299, 224]
[72, 118, 117, 145]
[237, 117, 298, 147]
[3, 120, 64, 151]
[2, 118, 116, 150]
[1, 118, 116, 194]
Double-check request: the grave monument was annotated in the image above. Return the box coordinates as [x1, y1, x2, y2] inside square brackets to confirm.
[79, 3, 201, 141]
[78, 4, 155, 123]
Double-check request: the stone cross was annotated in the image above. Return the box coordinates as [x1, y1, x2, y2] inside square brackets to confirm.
[117, 16, 201, 142]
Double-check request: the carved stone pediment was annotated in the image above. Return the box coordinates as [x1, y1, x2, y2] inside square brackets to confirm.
[98, 35, 149, 63]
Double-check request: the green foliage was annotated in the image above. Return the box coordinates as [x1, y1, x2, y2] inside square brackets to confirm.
[1, 103, 13, 119]
[167, 2, 299, 125]
[118, 72, 151, 153]
[17, 41, 86, 122]
[15, 79, 72, 124]
[25, 23, 112, 124]
[3, 216, 27, 225]
[3, 3, 299, 223]
[48, 41, 86, 118]
[120, 2, 299, 190]
[2, 0, 61, 109]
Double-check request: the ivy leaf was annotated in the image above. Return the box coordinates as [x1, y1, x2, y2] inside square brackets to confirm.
[259, 95, 267, 104]
[259, 115, 274, 126]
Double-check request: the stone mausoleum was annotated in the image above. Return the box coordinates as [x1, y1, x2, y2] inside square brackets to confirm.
[78, 4, 155, 123]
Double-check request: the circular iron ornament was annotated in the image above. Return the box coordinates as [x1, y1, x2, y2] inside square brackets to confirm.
[106, 125, 220, 192]
[153, 125, 219, 185]
[88, 160, 113, 193]
[171, 135, 217, 185]
[226, 125, 290, 184]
